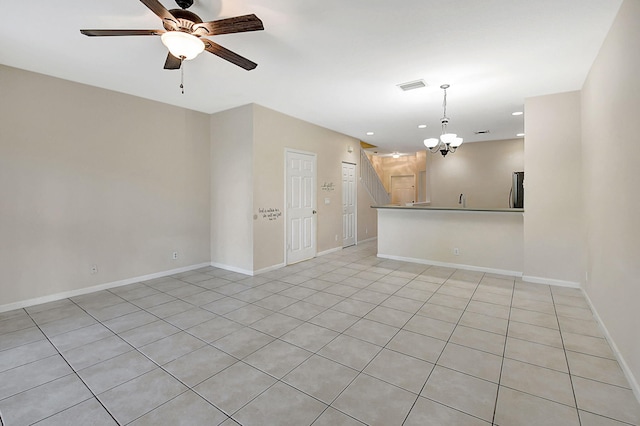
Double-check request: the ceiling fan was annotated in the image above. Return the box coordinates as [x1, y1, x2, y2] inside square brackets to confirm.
[80, 0, 264, 71]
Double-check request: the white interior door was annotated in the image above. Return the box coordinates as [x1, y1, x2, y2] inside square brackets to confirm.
[286, 150, 317, 264]
[342, 162, 356, 247]
[391, 175, 415, 205]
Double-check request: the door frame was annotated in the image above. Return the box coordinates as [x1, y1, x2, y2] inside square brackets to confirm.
[342, 161, 357, 247]
[284, 148, 318, 265]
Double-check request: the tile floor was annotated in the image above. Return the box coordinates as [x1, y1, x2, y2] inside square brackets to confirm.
[1, 241, 639, 425]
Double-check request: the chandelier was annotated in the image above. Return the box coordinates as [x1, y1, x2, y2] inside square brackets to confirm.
[423, 84, 463, 156]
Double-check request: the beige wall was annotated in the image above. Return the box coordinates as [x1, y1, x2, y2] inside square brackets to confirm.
[581, 0, 640, 393]
[523, 92, 584, 285]
[428, 139, 524, 209]
[0, 66, 378, 308]
[210, 105, 254, 273]
[357, 180, 378, 241]
[252, 105, 377, 271]
[377, 209, 523, 274]
[209, 104, 379, 273]
[0, 65, 211, 307]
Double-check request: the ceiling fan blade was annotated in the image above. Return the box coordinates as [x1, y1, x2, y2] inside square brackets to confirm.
[139, 0, 178, 29]
[81, 29, 163, 37]
[193, 14, 264, 36]
[164, 53, 182, 70]
[203, 39, 258, 70]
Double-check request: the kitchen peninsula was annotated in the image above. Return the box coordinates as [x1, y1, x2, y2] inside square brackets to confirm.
[374, 205, 524, 276]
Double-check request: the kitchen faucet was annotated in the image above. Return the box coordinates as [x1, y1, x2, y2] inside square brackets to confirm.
[459, 193, 466, 208]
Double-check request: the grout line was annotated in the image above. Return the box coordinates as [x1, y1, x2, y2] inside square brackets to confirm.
[551, 288, 583, 426]
[490, 274, 516, 425]
[400, 270, 486, 425]
[22, 308, 122, 426]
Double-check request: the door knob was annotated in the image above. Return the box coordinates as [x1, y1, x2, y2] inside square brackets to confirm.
[313, 210, 317, 214]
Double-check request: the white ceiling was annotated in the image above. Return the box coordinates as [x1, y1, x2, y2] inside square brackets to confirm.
[0, 0, 622, 153]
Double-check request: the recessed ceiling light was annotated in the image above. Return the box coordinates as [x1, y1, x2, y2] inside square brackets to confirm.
[397, 80, 427, 91]
[512, 111, 524, 116]
[366, 132, 374, 136]
[517, 133, 525, 137]
[417, 124, 427, 129]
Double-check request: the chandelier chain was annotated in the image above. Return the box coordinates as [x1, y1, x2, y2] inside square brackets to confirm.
[442, 87, 448, 120]
[180, 57, 185, 94]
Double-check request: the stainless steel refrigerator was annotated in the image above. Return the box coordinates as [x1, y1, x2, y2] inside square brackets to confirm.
[511, 171, 524, 208]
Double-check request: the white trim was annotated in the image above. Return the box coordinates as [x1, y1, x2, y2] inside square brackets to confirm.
[377, 253, 522, 277]
[581, 289, 640, 404]
[0, 262, 211, 313]
[210, 262, 254, 276]
[317, 246, 342, 257]
[357, 236, 378, 244]
[522, 275, 580, 288]
[253, 263, 286, 275]
[283, 148, 288, 268]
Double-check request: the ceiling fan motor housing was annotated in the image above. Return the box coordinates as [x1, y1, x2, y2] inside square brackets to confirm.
[175, 0, 194, 9]
[163, 9, 202, 32]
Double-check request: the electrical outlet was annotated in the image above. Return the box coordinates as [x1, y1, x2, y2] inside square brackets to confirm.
[90, 264, 98, 274]
[335, 235, 338, 242]
[366, 227, 368, 234]
[453, 248, 460, 256]
[172, 251, 178, 260]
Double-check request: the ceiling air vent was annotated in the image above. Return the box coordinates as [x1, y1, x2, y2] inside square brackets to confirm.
[397, 79, 427, 91]
[474, 130, 491, 135]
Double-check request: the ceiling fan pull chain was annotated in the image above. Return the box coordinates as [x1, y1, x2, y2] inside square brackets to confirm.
[180, 58, 185, 94]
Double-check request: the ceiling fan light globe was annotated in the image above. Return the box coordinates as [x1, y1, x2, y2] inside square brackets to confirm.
[440, 133, 457, 144]
[451, 137, 463, 147]
[424, 138, 439, 148]
[161, 31, 205, 60]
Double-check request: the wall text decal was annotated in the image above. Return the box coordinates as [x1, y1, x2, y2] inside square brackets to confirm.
[258, 207, 282, 221]
[321, 182, 335, 191]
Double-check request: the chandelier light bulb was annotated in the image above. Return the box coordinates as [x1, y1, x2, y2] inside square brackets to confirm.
[424, 138, 439, 148]
[451, 137, 464, 147]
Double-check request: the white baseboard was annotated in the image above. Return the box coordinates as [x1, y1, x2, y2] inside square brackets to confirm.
[317, 247, 343, 257]
[317, 238, 378, 256]
[0, 262, 211, 313]
[581, 290, 640, 404]
[377, 253, 522, 277]
[210, 262, 254, 276]
[253, 263, 286, 275]
[357, 236, 378, 244]
[521, 275, 581, 289]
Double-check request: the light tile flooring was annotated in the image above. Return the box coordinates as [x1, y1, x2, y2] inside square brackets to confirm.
[1, 241, 639, 425]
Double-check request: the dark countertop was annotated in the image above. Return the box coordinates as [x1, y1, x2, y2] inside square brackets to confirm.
[372, 204, 524, 213]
